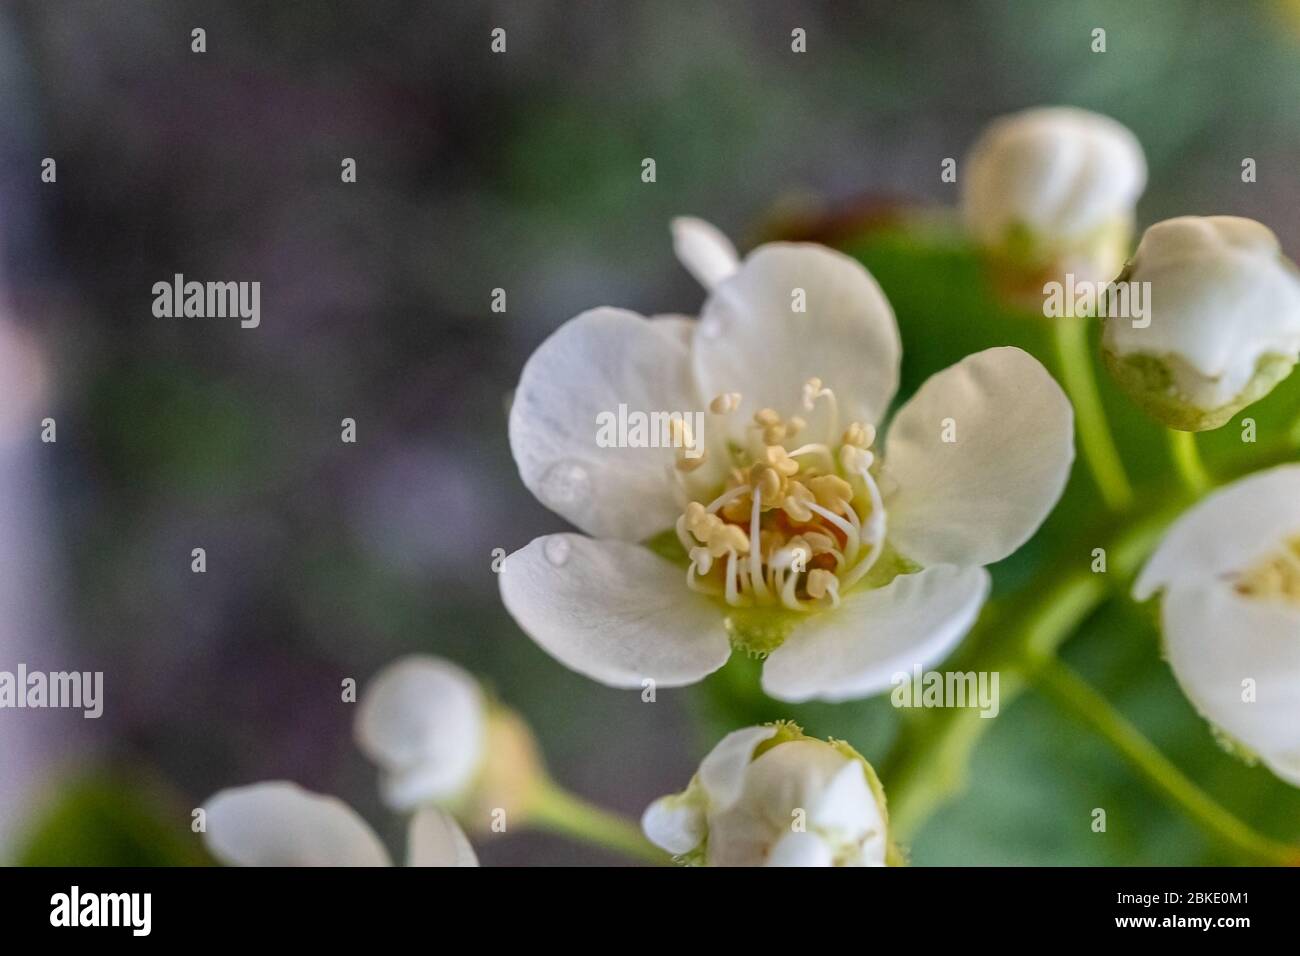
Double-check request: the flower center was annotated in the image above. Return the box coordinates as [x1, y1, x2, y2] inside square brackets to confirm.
[1233, 535, 1300, 607]
[673, 378, 887, 617]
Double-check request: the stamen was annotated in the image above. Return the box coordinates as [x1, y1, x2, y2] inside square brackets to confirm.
[706, 484, 751, 514]
[807, 569, 840, 608]
[671, 418, 706, 472]
[710, 392, 741, 414]
[686, 557, 723, 597]
[748, 487, 771, 602]
[780, 566, 811, 612]
[840, 444, 874, 475]
[806, 500, 860, 563]
[843, 422, 876, 449]
[786, 442, 836, 472]
[1234, 535, 1300, 604]
[724, 549, 746, 606]
[749, 463, 784, 505]
[674, 514, 694, 555]
[843, 465, 888, 588]
[807, 474, 853, 511]
[801, 377, 840, 443]
[781, 481, 816, 523]
[764, 445, 800, 477]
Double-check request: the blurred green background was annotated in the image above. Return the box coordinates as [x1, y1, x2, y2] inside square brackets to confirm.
[2, 0, 1299, 865]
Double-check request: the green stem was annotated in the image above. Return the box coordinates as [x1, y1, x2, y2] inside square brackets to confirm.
[1167, 428, 1212, 494]
[529, 779, 667, 864]
[880, 500, 1183, 840]
[1052, 315, 1134, 512]
[1034, 660, 1299, 866]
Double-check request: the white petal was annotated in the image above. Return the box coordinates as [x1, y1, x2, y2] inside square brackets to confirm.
[1104, 217, 1300, 408]
[509, 307, 710, 541]
[650, 313, 697, 348]
[963, 106, 1146, 245]
[1162, 581, 1300, 786]
[353, 655, 486, 811]
[641, 794, 706, 856]
[807, 760, 879, 835]
[706, 739, 849, 866]
[203, 782, 391, 867]
[882, 347, 1074, 567]
[765, 830, 834, 867]
[697, 725, 779, 811]
[499, 534, 731, 688]
[1136, 464, 1300, 599]
[406, 807, 479, 867]
[761, 564, 991, 702]
[671, 217, 740, 290]
[692, 244, 901, 432]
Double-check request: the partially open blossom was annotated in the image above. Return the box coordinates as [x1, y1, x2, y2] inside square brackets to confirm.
[354, 654, 542, 830]
[962, 106, 1147, 297]
[1102, 216, 1300, 431]
[501, 218, 1073, 702]
[1135, 465, 1300, 785]
[641, 722, 898, 866]
[202, 781, 478, 866]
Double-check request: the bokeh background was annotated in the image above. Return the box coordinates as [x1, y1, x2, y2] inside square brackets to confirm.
[3, 0, 1300, 865]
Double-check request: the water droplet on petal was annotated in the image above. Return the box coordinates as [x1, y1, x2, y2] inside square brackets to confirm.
[544, 536, 571, 567]
[539, 460, 591, 508]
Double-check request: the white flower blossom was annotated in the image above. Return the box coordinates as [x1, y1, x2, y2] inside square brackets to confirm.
[501, 218, 1074, 702]
[641, 723, 895, 866]
[354, 654, 541, 826]
[1135, 465, 1300, 785]
[963, 106, 1147, 290]
[202, 781, 478, 866]
[1102, 216, 1300, 431]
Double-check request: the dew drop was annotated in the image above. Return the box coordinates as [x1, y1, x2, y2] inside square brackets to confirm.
[544, 536, 571, 567]
[539, 460, 591, 508]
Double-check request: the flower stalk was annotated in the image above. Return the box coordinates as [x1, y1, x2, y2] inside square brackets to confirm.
[1052, 314, 1133, 512]
[1033, 659, 1300, 866]
[529, 779, 667, 865]
[1166, 428, 1212, 494]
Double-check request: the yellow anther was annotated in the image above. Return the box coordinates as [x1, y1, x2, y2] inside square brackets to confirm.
[801, 531, 837, 554]
[802, 377, 825, 410]
[764, 445, 800, 477]
[762, 423, 788, 444]
[749, 463, 784, 503]
[708, 523, 749, 557]
[787, 416, 806, 436]
[843, 422, 876, 448]
[710, 392, 742, 414]
[808, 474, 853, 509]
[1235, 536, 1300, 604]
[685, 502, 722, 541]
[722, 494, 752, 523]
[675, 448, 708, 472]
[806, 569, 837, 600]
[754, 407, 782, 428]
[781, 481, 816, 523]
